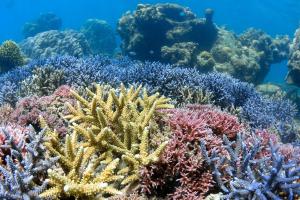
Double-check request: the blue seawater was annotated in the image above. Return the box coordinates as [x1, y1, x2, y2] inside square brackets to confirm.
[1, 0, 300, 83]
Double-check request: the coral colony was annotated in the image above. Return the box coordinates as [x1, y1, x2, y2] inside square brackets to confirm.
[0, 3, 299, 200]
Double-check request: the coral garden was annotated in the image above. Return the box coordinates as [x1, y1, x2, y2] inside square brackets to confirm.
[0, 2, 300, 200]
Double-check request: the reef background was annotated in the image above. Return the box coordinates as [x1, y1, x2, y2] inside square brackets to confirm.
[1, 0, 300, 83]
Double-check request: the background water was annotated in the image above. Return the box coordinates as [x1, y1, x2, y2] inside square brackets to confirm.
[1, 0, 300, 83]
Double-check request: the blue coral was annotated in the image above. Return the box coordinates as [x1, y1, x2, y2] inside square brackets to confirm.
[0, 56, 296, 142]
[200, 134, 300, 200]
[0, 128, 58, 199]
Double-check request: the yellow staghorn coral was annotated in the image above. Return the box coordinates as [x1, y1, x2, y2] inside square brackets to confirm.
[40, 129, 123, 199]
[64, 84, 173, 185]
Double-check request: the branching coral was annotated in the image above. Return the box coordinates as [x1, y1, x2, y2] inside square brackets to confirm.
[0, 40, 25, 73]
[20, 66, 66, 97]
[0, 56, 296, 141]
[10, 85, 75, 136]
[65, 84, 173, 185]
[140, 105, 243, 199]
[40, 129, 123, 199]
[200, 133, 300, 199]
[0, 127, 58, 199]
[41, 84, 173, 199]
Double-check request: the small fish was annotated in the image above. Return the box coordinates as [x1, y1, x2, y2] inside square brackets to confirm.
[149, 50, 154, 54]
[129, 51, 137, 56]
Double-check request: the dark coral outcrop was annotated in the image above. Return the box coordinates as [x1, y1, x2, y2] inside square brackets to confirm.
[118, 3, 218, 61]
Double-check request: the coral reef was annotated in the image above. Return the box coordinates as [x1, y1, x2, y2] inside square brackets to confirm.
[9, 85, 75, 136]
[0, 127, 58, 199]
[0, 40, 25, 73]
[256, 83, 285, 97]
[118, 3, 289, 84]
[20, 30, 90, 59]
[81, 19, 117, 55]
[40, 128, 123, 199]
[201, 133, 300, 199]
[22, 13, 62, 38]
[0, 56, 295, 142]
[287, 27, 300, 86]
[118, 3, 218, 61]
[210, 28, 290, 83]
[140, 105, 243, 199]
[40, 84, 173, 199]
[20, 66, 66, 97]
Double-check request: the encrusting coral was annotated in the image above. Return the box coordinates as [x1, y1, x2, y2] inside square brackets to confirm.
[40, 84, 173, 199]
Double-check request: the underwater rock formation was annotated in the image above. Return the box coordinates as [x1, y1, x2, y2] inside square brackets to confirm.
[22, 13, 62, 38]
[81, 19, 117, 55]
[287, 27, 300, 86]
[0, 40, 24, 73]
[210, 28, 290, 83]
[118, 4, 289, 84]
[20, 30, 90, 59]
[118, 3, 218, 61]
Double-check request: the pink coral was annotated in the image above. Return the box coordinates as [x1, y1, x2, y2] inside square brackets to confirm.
[9, 85, 75, 136]
[0, 124, 30, 163]
[140, 105, 242, 199]
[246, 129, 300, 164]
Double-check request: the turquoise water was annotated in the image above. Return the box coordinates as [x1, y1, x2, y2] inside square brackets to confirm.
[1, 0, 300, 42]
